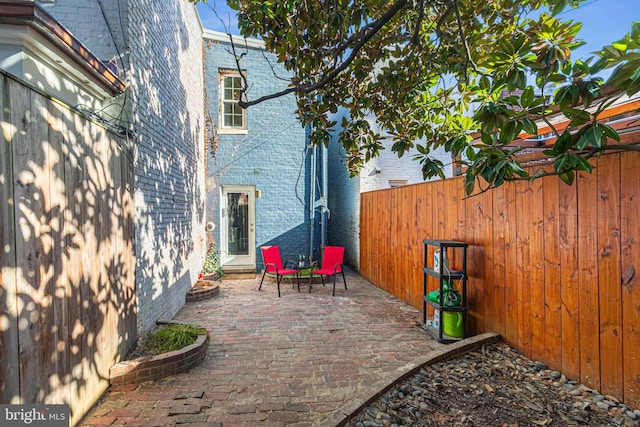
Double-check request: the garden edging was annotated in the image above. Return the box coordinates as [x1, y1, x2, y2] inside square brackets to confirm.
[109, 334, 209, 386]
[186, 278, 220, 302]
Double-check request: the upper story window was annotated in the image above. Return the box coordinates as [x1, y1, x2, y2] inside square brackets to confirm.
[219, 70, 247, 133]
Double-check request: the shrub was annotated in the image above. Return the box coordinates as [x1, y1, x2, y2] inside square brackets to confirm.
[202, 242, 222, 275]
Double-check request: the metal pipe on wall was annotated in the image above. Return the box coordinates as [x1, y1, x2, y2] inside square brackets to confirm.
[321, 143, 328, 250]
[309, 144, 316, 262]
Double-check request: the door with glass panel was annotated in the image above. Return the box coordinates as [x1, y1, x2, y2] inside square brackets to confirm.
[220, 186, 256, 271]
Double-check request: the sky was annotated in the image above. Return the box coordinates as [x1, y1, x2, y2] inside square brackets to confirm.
[196, 0, 639, 71]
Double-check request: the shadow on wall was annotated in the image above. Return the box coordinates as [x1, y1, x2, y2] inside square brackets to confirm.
[127, 3, 206, 337]
[0, 74, 136, 425]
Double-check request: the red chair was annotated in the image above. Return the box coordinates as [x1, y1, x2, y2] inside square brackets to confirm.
[310, 246, 346, 296]
[259, 246, 300, 297]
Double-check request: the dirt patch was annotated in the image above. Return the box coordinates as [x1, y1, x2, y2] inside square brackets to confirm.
[348, 342, 639, 426]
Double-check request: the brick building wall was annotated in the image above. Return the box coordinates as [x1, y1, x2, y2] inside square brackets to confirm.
[326, 109, 361, 270]
[203, 31, 311, 270]
[127, 1, 205, 336]
[42, 0, 206, 338]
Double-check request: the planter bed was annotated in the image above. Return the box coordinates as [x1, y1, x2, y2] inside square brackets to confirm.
[186, 278, 220, 302]
[109, 334, 208, 386]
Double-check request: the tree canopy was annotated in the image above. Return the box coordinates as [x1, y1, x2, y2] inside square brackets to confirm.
[196, 0, 640, 194]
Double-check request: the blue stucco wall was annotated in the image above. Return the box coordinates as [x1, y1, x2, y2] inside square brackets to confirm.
[204, 32, 311, 270]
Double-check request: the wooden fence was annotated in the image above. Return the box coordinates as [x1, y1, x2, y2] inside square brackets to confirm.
[0, 74, 136, 425]
[360, 151, 640, 409]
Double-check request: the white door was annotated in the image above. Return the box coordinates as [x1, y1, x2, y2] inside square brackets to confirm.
[220, 185, 256, 271]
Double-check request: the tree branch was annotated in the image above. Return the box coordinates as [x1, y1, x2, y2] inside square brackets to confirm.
[238, 0, 410, 108]
[411, 0, 426, 46]
[452, 0, 479, 74]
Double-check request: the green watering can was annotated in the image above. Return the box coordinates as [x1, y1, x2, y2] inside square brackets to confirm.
[443, 311, 464, 338]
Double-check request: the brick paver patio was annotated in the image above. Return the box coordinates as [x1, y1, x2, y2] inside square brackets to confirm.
[81, 269, 495, 426]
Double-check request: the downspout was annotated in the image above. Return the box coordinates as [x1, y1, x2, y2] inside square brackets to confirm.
[309, 144, 316, 262]
[321, 143, 328, 249]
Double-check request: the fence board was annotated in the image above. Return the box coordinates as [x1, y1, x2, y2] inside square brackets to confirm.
[529, 178, 546, 364]
[465, 189, 481, 334]
[11, 83, 49, 403]
[360, 193, 370, 280]
[372, 192, 382, 286]
[0, 75, 19, 403]
[65, 109, 90, 420]
[558, 178, 580, 380]
[491, 184, 507, 339]
[415, 185, 430, 316]
[47, 103, 72, 406]
[423, 183, 435, 318]
[515, 181, 533, 358]
[503, 183, 518, 347]
[444, 180, 460, 267]
[388, 189, 398, 293]
[436, 181, 447, 239]
[407, 185, 421, 308]
[577, 165, 601, 391]
[360, 192, 373, 283]
[543, 173, 562, 372]
[597, 155, 623, 398]
[399, 187, 411, 300]
[479, 190, 493, 335]
[621, 151, 640, 406]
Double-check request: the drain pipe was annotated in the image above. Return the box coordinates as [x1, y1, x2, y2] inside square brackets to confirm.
[309, 144, 316, 262]
[321, 143, 328, 250]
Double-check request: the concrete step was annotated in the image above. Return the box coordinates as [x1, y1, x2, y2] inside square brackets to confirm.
[222, 272, 256, 280]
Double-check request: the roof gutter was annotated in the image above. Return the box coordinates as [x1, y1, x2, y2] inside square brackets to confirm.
[0, 0, 126, 95]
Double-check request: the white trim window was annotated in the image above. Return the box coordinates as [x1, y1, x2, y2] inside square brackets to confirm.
[219, 70, 247, 133]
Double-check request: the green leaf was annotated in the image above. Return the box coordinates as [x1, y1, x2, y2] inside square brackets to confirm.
[464, 172, 476, 196]
[612, 41, 628, 51]
[552, 131, 573, 155]
[521, 117, 538, 135]
[466, 146, 477, 161]
[559, 170, 575, 185]
[521, 87, 534, 107]
[567, 110, 591, 127]
[576, 124, 603, 149]
[600, 124, 620, 142]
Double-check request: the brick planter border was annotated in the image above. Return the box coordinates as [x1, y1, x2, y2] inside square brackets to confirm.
[186, 279, 220, 302]
[109, 334, 209, 386]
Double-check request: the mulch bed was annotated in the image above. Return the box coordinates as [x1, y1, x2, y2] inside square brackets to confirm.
[348, 342, 639, 426]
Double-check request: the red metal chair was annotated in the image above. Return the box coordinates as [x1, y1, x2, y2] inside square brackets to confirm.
[259, 246, 300, 297]
[310, 246, 346, 296]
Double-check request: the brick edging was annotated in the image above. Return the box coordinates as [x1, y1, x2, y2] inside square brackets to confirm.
[321, 332, 501, 427]
[186, 280, 220, 302]
[109, 334, 209, 386]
